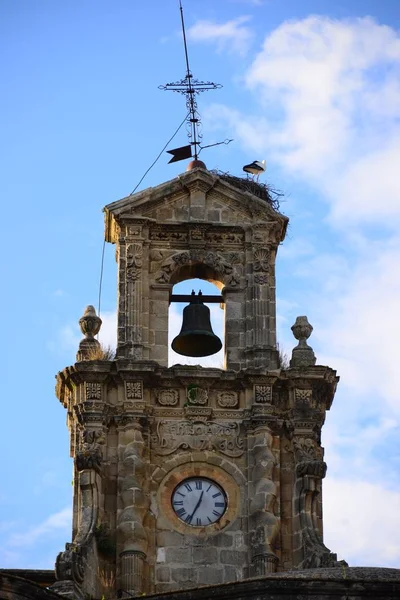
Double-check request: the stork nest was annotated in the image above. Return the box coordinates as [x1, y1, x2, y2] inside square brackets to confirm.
[210, 170, 283, 212]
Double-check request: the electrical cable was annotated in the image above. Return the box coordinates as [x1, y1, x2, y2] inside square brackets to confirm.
[129, 112, 189, 195]
[97, 112, 190, 320]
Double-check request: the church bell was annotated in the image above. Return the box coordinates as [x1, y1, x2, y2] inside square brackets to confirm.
[171, 291, 222, 358]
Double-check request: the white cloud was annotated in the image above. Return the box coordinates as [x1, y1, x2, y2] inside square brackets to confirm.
[7, 507, 72, 548]
[97, 310, 117, 349]
[324, 478, 400, 566]
[207, 16, 400, 225]
[187, 15, 254, 56]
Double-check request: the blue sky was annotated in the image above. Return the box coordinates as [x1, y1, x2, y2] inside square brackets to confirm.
[1, 0, 400, 570]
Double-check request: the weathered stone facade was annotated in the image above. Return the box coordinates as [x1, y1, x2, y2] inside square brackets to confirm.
[52, 167, 343, 599]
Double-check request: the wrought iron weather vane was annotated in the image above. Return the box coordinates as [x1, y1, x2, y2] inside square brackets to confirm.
[159, 0, 222, 163]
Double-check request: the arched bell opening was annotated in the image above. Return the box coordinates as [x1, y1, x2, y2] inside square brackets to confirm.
[168, 277, 225, 368]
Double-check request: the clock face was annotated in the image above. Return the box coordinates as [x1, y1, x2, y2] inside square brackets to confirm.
[171, 477, 227, 527]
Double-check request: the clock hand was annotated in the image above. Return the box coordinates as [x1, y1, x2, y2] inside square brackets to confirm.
[189, 491, 204, 521]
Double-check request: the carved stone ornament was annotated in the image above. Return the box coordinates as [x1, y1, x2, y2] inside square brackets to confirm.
[76, 448, 102, 472]
[155, 249, 240, 286]
[290, 316, 317, 368]
[126, 243, 143, 281]
[150, 227, 187, 242]
[77, 305, 102, 361]
[206, 230, 244, 245]
[76, 429, 105, 472]
[254, 385, 272, 404]
[187, 384, 208, 405]
[157, 389, 179, 406]
[128, 225, 142, 237]
[55, 542, 85, 584]
[152, 420, 244, 457]
[79, 305, 102, 340]
[184, 406, 212, 421]
[126, 381, 143, 400]
[295, 388, 313, 405]
[253, 247, 270, 273]
[86, 383, 102, 400]
[217, 391, 238, 408]
[294, 436, 326, 478]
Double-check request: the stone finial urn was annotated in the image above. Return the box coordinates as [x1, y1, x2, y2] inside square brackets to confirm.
[290, 316, 316, 368]
[77, 305, 102, 361]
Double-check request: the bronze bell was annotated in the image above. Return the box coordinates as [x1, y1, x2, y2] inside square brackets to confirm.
[172, 291, 222, 357]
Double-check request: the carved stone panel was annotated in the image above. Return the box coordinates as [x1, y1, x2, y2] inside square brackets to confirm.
[254, 385, 272, 404]
[156, 389, 179, 406]
[85, 383, 102, 400]
[126, 243, 143, 281]
[217, 391, 238, 408]
[125, 381, 143, 400]
[152, 420, 244, 457]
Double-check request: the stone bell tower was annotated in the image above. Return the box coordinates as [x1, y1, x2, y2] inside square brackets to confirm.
[53, 165, 343, 599]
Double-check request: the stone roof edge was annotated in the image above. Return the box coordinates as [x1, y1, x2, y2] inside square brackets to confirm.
[103, 167, 287, 242]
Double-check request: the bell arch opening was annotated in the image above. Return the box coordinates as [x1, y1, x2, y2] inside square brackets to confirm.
[168, 278, 225, 368]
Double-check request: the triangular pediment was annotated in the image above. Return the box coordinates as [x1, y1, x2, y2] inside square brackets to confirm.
[104, 168, 287, 243]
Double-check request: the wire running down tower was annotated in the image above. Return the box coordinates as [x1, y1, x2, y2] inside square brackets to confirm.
[159, 0, 222, 162]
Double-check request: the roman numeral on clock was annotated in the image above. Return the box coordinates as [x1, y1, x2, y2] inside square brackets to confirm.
[195, 480, 202, 490]
[184, 483, 192, 492]
[173, 500, 184, 506]
[213, 509, 222, 517]
[215, 502, 225, 507]
[212, 492, 222, 498]
[176, 508, 186, 517]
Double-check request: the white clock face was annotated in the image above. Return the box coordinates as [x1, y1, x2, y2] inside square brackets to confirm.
[171, 477, 227, 526]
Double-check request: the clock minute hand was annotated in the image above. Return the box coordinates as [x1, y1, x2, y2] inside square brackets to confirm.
[190, 491, 204, 521]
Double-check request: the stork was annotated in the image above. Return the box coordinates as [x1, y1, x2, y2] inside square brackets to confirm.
[243, 159, 266, 181]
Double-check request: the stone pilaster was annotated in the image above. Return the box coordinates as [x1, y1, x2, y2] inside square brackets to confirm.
[117, 418, 148, 596]
[248, 424, 279, 575]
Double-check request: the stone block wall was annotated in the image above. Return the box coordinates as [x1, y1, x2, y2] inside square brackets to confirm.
[54, 360, 340, 598]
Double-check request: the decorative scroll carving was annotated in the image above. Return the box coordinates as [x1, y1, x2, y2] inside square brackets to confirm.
[152, 420, 244, 457]
[190, 226, 204, 240]
[149, 248, 163, 262]
[157, 389, 179, 406]
[255, 385, 272, 404]
[294, 436, 326, 478]
[55, 470, 99, 590]
[155, 249, 240, 286]
[249, 426, 279, 575]
[150, 228, 187, 242]
[217, 391, 238, 408]
[86, 383, 102, 400]
[126, 243, 143, 281]
[126, 381, 143, 400]
[293, 437, 346, 569]
[187, 385, 208, 405]
[76, 429, 105, 473]
[206, 231, 244, 245]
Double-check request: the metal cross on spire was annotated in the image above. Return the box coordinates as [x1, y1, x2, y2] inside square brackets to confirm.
[159, 0, 222, 162]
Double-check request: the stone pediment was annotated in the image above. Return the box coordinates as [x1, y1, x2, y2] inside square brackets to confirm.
[104, 167, 288, 244]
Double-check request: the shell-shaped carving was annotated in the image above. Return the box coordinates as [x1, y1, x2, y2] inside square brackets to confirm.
[187, 385, 208, 405]
[253, 248, 270, 273]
